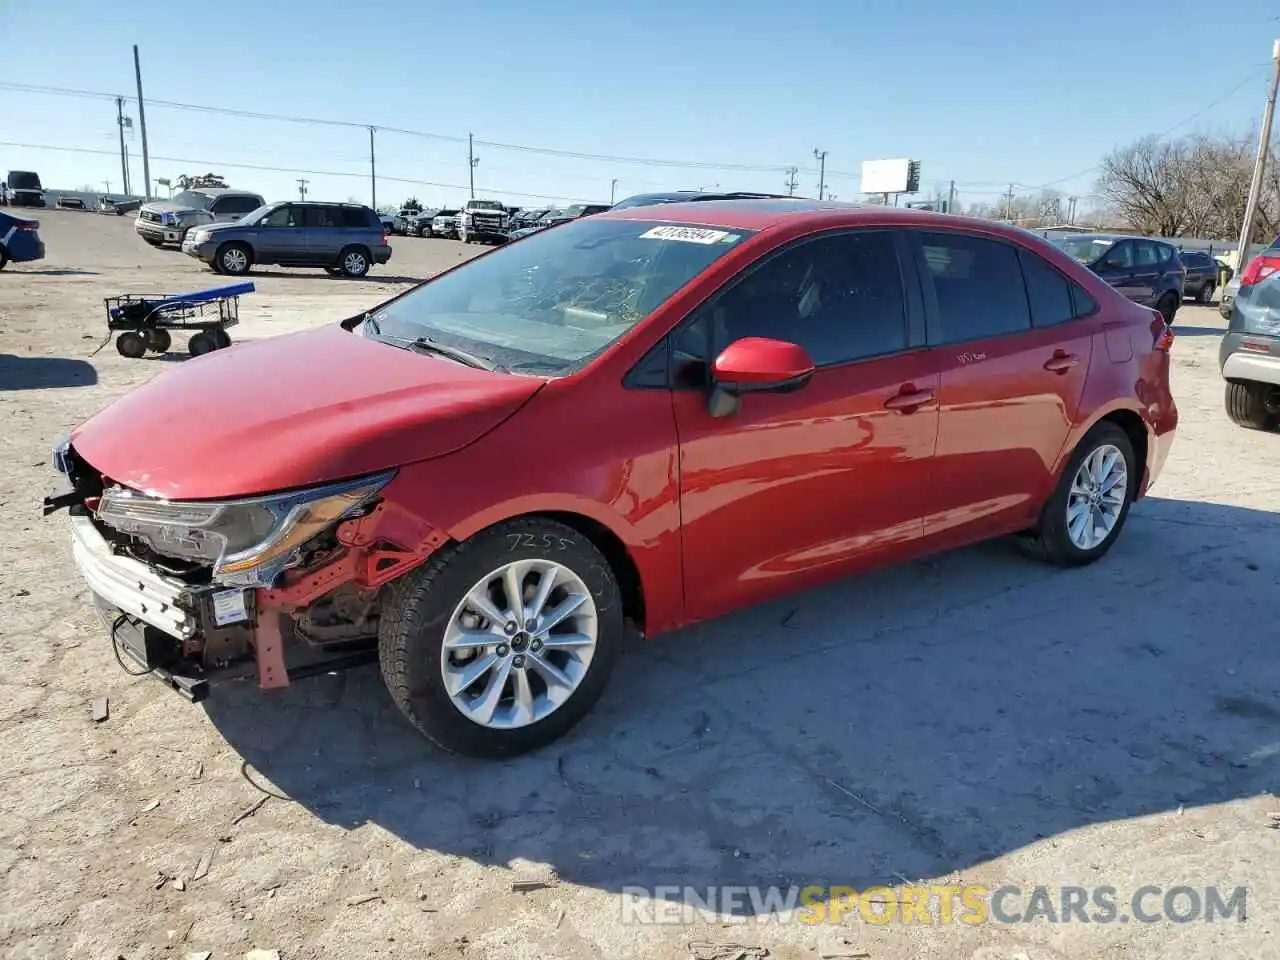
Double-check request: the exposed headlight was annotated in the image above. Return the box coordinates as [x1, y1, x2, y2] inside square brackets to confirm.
[96, 472, 394, 587]
[190, 230, 211, 244]
[462, 214, 474, 224]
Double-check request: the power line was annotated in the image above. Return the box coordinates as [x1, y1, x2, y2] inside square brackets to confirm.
[0, 140, 588, 203]
[0, 79, 793, 173]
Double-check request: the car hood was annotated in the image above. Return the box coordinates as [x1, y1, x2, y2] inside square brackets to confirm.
[70, 324, 543, 500]
[192, 220, 244, 234]
[142, 200, 208, 217]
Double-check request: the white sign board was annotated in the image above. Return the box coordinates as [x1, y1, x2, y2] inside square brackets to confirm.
[860, 158, 912, 195]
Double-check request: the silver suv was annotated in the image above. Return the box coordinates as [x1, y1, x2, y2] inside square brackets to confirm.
[136, 188, 265, 247]
[180, 201, 392, 278]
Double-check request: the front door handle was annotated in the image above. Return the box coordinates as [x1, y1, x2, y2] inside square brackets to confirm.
[884, 388, 936, 412]
[1044, 352, 1079, 374]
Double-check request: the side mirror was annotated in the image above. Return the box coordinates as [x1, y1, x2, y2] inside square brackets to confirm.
[707, 337, 815, 418]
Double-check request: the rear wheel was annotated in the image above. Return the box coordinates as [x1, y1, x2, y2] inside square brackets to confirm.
[378, 518, 624, 757]
[1019, 422, 1136, 567]
[1198, 282, 1215, 304]
[338, 246, 370, 278]
[144, 328, 171, 353]
[1156, 291, 1179, 324]
[115, 331, 146, 358]
[188, 332, 217, 356]
[1224, 380, 1280, 431]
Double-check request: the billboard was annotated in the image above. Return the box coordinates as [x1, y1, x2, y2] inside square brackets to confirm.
[860, 159, 921, 195]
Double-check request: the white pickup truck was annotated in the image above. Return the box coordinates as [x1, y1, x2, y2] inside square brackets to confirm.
[457, 199, 510, 244]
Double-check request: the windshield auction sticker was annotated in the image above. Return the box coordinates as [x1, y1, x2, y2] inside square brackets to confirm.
[639, 225, 736, 244]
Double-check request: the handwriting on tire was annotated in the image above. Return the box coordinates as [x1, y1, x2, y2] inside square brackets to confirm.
[508, 533, 573, 551]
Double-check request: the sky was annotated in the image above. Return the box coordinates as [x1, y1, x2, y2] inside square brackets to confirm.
[3, 0, 1279, 213]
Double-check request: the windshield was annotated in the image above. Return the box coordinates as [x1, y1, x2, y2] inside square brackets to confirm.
[436, 210, 458, 218]
[611, 194, 695, 210]
[1051, 236, 1117, 264]
[467, 201, 505, 211]
[7, 171, 41, 190]
[170, 190, 216, 211]
[366, 217, 753, 374]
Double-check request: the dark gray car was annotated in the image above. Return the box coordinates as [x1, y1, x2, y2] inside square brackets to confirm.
[181, 201, 392, 278]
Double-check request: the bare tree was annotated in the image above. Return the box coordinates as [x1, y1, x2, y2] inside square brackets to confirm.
[1096, 136, 1190, 236]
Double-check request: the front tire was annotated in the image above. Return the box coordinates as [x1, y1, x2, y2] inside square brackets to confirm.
[1225, 380, 1280, 431]
[115, 331, 146, 358]
[378, 518, 624, 758]
[1019, 422, 1136, 567]
[216, 242, 252, 276]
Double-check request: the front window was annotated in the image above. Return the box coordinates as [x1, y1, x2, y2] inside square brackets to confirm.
[1051, 236, 1117, 264]
[467, 201, 505, 212]
[170, 190, 216, 211]
[365, 217, 754, 375]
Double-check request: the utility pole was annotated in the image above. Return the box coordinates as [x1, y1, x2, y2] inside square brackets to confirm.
[132, 45, 152, 200]
[297, 178, 309, 200]
[1237, 38, 1280, 270]
[785, 166, 799, 196]
[467, 133, 478, 199]
[368, 127, 377, 210]
[103, 180, 111, 195]
[1003, 183, 1016, 222]
[1067, 196, 1078, 224]
[610, 178, 618, 204]
[813, 148, 828, 201]
[947, 179, 956, 215]
[115, 97, 130, 196]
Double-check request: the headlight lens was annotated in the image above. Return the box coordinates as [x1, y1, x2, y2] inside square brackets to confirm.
[96, 472, 394, 586]
[190, 230, 211, 243]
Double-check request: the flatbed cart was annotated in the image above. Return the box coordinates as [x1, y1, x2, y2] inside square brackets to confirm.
[99, 281, 255, 358]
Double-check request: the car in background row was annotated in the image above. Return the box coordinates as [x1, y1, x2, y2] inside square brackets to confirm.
[391, 208, 424, 235]
[99, 197, 142, 217]
[1049, 233, 1184, 323]
[510, 207, 550, 230]
[506, 203, 611, 241]
[0, 210, 45, 269]
[1175, 249, 1222, 304]
[49, 200, 1177, 757]
[458, 200, 511, 244]
[405, 209, 440, 236]
[431, 208, 460, 239]
[181, 200, 391, 278]
[3, 171, 46, 208]
[136, 188, 265, 247]
[609, 189, 795, 209]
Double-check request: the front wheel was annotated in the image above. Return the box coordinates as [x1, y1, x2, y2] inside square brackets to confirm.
[216, 242, 252, 276]
[378, 518, 624, 757]
[1018, 422, 1136, 567]
[1225, 380, 1280, 431]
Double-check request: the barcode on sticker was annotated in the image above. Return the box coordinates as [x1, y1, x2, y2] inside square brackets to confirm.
[639, 225, 734, 244]
[212, 589, 248, 626]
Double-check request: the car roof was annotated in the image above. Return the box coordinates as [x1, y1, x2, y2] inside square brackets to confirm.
[1052, 232, 1174, 245]
[595, 197, 1045, 233]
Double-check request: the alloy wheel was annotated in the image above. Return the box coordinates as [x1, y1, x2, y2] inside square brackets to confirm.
[1065, 443, 1128, 550]
[441, 559, 598, 729]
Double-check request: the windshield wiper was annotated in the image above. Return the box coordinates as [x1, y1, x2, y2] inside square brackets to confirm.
[361, 314, 498, 371]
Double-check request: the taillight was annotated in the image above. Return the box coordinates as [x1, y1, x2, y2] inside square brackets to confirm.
[16, 220, 38, 231]
[1239, 253, 1280, 287]
[382, 232, 390, 244]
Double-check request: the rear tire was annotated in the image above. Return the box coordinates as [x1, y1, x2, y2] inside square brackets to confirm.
[188, 332, 217, 356]
[378, 517, 624, 758]
[1224, 380, 1280, 431]
[144, 328, 171, 353]
[1018, 421, 1137, 567]
[211, 328, 231, 349]
[338, 246, 370, 278]
[1198, 282, 1215, 304]
[115, 332, 146, 358]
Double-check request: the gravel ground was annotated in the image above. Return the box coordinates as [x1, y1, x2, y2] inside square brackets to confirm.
[1, 210, 1278, 960]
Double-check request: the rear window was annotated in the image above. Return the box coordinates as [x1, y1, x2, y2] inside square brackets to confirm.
[920, 231, 1031, 343]
[339, 206, 377, 228]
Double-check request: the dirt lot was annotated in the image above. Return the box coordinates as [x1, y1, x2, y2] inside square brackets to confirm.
[1, 210, 1278, 960]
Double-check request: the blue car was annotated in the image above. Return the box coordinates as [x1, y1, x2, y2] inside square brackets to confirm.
[0, 211, 45, 269]
[1049, 233, 1185, 323]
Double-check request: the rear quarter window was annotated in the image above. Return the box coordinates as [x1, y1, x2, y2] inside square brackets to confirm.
[340, 207, 378, 228]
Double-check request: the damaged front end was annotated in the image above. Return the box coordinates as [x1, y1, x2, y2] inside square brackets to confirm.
[46, 438, 445, 701]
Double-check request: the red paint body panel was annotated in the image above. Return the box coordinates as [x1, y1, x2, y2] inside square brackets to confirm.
[71, 324, 542, 499]
[68, 202, 1178, 642]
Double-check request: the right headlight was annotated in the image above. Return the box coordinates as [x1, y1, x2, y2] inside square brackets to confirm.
[96, 471, 394, 587]
[190, 230, 211, 243]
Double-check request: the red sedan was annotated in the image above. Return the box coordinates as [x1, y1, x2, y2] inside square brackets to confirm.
[50, 200, 1177, 757]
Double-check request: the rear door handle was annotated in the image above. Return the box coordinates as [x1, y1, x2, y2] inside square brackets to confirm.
[1044, 353, 1079, 374]
[884, 388, 936, 412]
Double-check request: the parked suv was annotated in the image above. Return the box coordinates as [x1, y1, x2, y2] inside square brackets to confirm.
[181, 201, 392, 277]
[458, 199, 510, 243]
[1176, 249, 1220, 304]
[48, 202, 1176, 758]
[136, 188, 265, 247]
[1050, 234, 1185, 323]
[1221, 268, 1280, 430]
